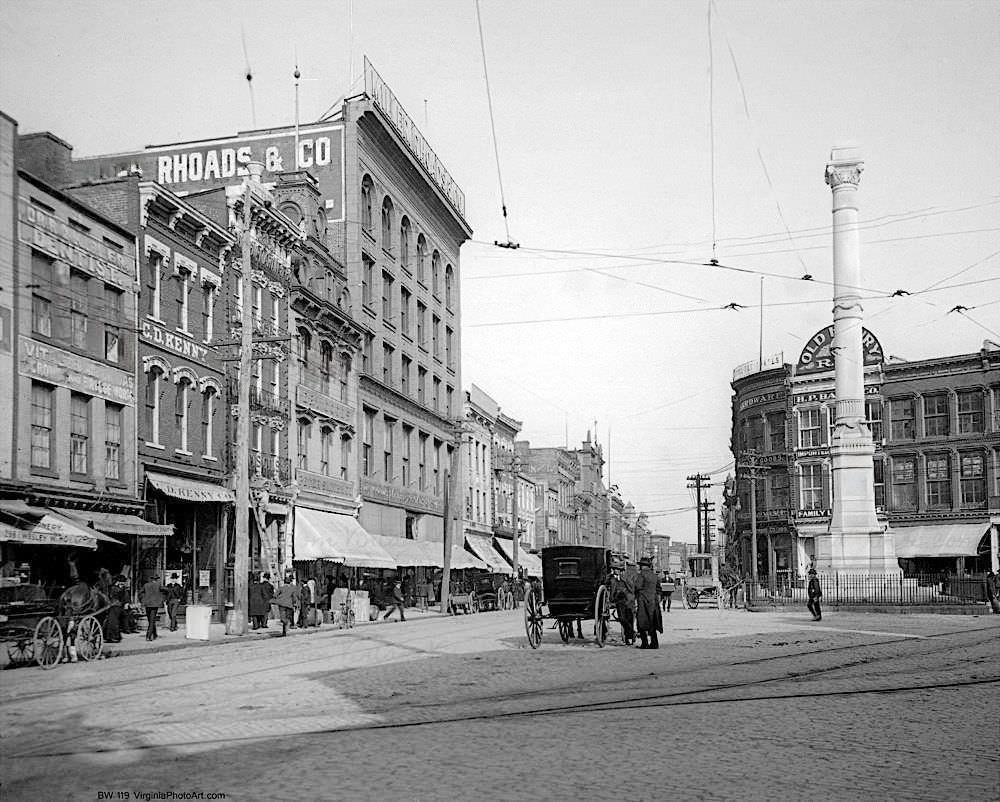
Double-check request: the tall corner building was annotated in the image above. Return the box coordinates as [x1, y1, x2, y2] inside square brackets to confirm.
[71, 57, 471, 552]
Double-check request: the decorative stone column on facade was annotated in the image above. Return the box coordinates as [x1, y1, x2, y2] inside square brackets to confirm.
[822, 146, 898, 572]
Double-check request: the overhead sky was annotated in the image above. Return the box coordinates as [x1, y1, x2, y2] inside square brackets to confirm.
[2, 1, 998, 545]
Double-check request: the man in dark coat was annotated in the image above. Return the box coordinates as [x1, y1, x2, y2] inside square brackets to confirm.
[104, 575, 128, 642]
[383, 580, 406, 622]
[275, 576, 301, 636]
[140, 574, 167, 641]
[807, 567, 822, 621]
[610, 565, 635, 645]
[260, 573, 276, 626]
[165, 573, 185, 631]
[633, 557, 662, 649]
[248, 573, 266, 630]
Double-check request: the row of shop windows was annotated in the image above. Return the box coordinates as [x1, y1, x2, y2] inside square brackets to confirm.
[360, 408, 449, 493]
[360, 176, 455, 308]
[30, 382, 124, 480]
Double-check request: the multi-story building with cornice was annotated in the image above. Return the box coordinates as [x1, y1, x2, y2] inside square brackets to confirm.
[515, 441, 581, 546]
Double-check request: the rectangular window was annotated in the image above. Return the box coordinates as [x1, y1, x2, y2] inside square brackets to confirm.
[960, 453, 986, 508]
[362, 334, 373, 375]
[297, 419, 310, 470]
[890, 398, 914, 440]
[363, 409, 375, 477]
[767, 413, 785, 452]
[418, 432, 428, 490]
[70, 393, 90, 475]
[926, 454, 951, 508]
[70, 271, 89, 349]
[432, 314, 440, 357]
[145, 370, 160, 445]
[251, 283, 262, 331]
[865, 399, 883, 442]
[957, 391, 984, 434]
[271, 291, 280, 334]
[383, 417, 395, 481]
[873, 459, 885, 509]
[381, 271, 394, 322]
[445, 326, 454, 367]
[340, 435, 351, 480]
[400, 355, 411, 396]
[30, 383, 54, 469]
[417, 366, 427, 405]
[146, 253, 162, 318]
[31, 294, 52, 337]
[175, 379, 190, 452]
[748, 416, 764, 451]
[104, 285, 123, 363]
[202, 285, 216, 342]
[400, 287, 411, 334]
[401, 425, 412, 486]
[800, 463, 823, 510]
[891, 456, 917, 510]
[202, 390, 215, 458]
[382, 344, 394, 386]
[923, 395, 949, 437]
[321, 427, 332, 476]
[432, 377, 441, 411]
[362, 255, 374, 307]
[177, 269, 192, 332]
[769, 471, 789, 508]
[105, 403, 122, 480]
[417, 302, 426, 347]
[433, 441, 442, 493]
[339, 354, 350, 403]
[446, 385, 454, 418]
[798, 408, 822, 448]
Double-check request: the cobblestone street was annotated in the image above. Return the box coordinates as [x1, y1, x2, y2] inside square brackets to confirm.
[1, 608, 997, 801]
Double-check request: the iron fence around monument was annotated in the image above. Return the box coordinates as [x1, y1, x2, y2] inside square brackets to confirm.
[746, 572, 989, 607]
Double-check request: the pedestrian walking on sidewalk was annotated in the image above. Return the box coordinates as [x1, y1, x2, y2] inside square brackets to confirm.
[807, 567, 823, 621]
[165, 573, 184, 631]
[276, 576, 301, 636]
[248, 573, 267, 630]
[985, 570, 1000, 614]
[660, 572, 675, 612]
[260, 573, 275, 626]
[610, 564, 635, 645]
[383, 580, 406, 622]
[634, 557, 662, 649]
[140, 574, 166, 641]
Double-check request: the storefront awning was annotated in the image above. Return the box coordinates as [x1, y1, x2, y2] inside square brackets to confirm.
[293, 507, 396, 567]
[146, 472, 235, 503]
[465, 534, 513, 575]
[372, 535, 440, 567]
[492, 537, 543, 577]
[449, 546, 486, 571]
[893, 523, 989, 559]
[0, 503, 123, 549]
[792, 522, 830, 538]
[66, 511, 175, 538]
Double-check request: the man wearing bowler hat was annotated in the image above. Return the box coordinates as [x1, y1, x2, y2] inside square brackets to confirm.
[633, 557, 662, 649]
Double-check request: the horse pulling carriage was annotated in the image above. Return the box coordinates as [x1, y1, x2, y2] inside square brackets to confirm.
[523, 545, 613, 649]
[0, 582, 110, 668]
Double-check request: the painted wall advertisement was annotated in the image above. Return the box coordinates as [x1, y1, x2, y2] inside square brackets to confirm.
[18, 336, 135, 404]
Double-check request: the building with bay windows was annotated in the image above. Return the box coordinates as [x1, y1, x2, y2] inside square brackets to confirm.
[731, 330, 1000, 584]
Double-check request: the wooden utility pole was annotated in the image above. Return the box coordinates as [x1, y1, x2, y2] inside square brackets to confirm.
[441, 467, 452, 614]
[686, 473, 711, 552]
[511, 454, 519, 577]
[701, 499, 716, 552]
[738, 451, 763, 584]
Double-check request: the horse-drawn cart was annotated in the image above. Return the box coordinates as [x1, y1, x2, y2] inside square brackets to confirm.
[523, 545, 612, 649]
[0, 582, 109, 668]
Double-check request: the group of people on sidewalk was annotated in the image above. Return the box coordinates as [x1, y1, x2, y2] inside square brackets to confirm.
[248, 573, 323, 636]
[609, 557, 665, 649]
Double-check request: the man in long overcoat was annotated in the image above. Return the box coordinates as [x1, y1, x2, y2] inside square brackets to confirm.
[248, 573, 267, 630]
[609, 564, 635, 644]
[275, 575, 301, 636]
[633, 557, 662, 649]
[140, 574, 167, 641]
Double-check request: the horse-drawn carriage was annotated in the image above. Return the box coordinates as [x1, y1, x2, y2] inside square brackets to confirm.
[523, 545, 613, 649]
[0, 582, 109, 668]
[472, 573, 506, 612]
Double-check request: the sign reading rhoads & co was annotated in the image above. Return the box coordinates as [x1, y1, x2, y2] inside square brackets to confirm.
[796, 325, 884, 375]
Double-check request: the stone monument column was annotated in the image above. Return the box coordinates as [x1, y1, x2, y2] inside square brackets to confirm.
[823, 147, 898, 572]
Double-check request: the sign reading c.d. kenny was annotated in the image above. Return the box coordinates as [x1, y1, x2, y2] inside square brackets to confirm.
[74, 123, 346, 222]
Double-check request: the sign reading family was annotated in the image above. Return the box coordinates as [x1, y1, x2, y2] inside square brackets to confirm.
[74, 123, 346, 222]
[795, 325, 884, 375]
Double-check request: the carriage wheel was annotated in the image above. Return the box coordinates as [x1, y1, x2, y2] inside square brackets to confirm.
[687, 589, 700, 609]
[594, 585, 610, 648]
[76, 616, 103, 661]
[34, 617, 63, 669]
[523, 588, 543, 649]
[6, 632, 34, 665]
[558, 620, 572, 643]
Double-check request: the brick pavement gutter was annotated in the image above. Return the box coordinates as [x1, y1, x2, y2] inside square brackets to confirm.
[0, 606, 450, 668]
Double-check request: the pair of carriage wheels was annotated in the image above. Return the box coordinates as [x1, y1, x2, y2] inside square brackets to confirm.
[523, 585, 614, 649]
[6, 615, 104, 669]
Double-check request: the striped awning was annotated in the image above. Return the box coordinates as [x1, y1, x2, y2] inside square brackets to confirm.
[465, 534, 513, 575]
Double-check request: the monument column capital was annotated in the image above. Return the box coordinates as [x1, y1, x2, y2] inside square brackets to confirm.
[825, 146, 865, 190]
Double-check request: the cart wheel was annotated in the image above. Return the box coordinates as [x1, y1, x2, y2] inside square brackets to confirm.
[686, 589, 700, 609]
[594, 585, 610, 648]
[523, 588, 543, 649]
[6, 633, 34, 665]
[76, 616, 103, 661]
[558, 620, 571, 643]
[34, 616, 63, 669]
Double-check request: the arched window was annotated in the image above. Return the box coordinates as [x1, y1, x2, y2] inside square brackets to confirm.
[340, 433, 352, 480]
[399, 217, 411, 268]
[201, 386, 217, 458]
[297, 327, 311, 368]
[381, 196, 394, 253]
[320, 341, 334, 394]
[279, 202, 303, 228]
[361, 176, 374, 232]
[320, 426, 334, 476]
[445, 264, 454, 308]
[431, 251, 441, 296]
[340, 352, 351, 402]
[175, 376, 192, 453]
[325, 270, 335, 301]
[416, 234, 427, 283]
[297, 417, 312, 470]
[145, 366, 164, 446]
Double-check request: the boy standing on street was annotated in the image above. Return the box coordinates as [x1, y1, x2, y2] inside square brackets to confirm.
[807, 567, 823, 621]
